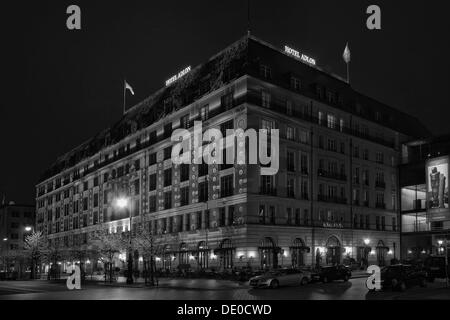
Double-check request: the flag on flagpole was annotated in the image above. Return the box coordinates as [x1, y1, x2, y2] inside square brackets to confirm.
[125, 81, 135, 95]
[343, 42, 351, 64]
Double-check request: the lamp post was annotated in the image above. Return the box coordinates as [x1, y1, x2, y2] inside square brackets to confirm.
[363, 239, 370, 269]
[438, 239, 448, 288]
[23, 226, 34, 279]
[2, 238, 8, 274]
[115, 196, 133, 284]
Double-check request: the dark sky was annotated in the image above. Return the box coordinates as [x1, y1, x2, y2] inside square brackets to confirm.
[1, 0, 449, 205]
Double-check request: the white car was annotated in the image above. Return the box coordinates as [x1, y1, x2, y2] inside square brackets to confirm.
[249, 268, 312, 289]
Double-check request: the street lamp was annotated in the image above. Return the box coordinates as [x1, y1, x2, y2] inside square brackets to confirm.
[114, 196, 133, 285]
[364, 239, 370, 246]
[24, 226, 33, 232]
[437, 239, 448, 288]
[2, 238, 8, 274]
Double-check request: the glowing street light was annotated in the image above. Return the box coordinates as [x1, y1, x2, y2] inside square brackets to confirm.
[364, 239, 370, 246]
[114, 194, 133, 285]
[2, 238, 7, 242]
[25, 226, 32, 232]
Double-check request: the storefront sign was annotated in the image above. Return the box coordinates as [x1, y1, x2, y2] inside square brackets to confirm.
[166, 66, 192, 86]
[426, 156, 450, 222]
[284, 45, 316, 66]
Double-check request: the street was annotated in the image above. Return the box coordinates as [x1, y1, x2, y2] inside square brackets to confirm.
[0, 278, 449, 300]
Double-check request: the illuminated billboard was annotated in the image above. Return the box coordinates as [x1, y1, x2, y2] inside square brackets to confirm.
[426, 156, 450, 222]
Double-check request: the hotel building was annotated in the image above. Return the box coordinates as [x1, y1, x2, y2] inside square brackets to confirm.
[35, 35, 430, 273]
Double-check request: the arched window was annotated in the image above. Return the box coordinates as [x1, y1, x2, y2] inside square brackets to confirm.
[179, 242, 189, 265]
[162, 244, 172, 270]
[219, 239, 234, 270]
[198, 241, 209, 269]
[325, 236, 341, 265]
[376, 240, 388, 266]
[259, 237, 278, 269]
[291, 238, 307, 268]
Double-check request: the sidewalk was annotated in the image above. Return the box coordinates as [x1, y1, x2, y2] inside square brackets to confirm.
[94, 278, 247, 291]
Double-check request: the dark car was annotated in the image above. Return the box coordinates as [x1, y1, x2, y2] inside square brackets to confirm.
[423, 256, 450, 282]
[380, 264, 427, 291]
[311, 265, 352, 283]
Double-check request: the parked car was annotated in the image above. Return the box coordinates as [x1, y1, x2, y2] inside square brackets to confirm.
[311, 265, 352, 283]
[249, 268, 312, 289]
[423, 256, 449, 282]
[380, 264, 427, 291]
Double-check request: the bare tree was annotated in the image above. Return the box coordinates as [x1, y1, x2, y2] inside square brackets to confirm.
[132, 223, 156, 285]
[65, 246, 91, 281]
[42, 242, 64, 280]
[92, 229, 127, 283]
[24, 231, 47, 279]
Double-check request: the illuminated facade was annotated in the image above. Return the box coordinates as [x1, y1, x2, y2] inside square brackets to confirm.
[400, 136, 450, 259]
[35, 35, 429, 274]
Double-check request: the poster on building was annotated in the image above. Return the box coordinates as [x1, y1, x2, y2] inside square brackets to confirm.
[426, 156, 450, 222]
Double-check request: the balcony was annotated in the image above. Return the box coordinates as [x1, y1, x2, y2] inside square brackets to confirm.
[318, 194, 347, 205]
[317, 169, 347, 182]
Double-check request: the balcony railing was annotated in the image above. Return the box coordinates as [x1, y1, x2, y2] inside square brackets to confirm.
[318, 195, 347, 204]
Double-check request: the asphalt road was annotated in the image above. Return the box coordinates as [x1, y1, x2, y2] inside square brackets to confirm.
[0, 278, 449, 300]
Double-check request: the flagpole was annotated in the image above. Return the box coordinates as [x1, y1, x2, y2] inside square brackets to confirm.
[347, 62, 350, 85]
[247, 0, 251, 36]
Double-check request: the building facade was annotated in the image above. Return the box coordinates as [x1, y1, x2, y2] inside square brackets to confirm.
[35, 35, 429, 274]
[0, 203, 35, 275]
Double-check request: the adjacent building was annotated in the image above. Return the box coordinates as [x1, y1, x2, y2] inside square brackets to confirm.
[35, 35, 430, 274]
[0, 202, 35, 275]
[400, 135, 450, 259]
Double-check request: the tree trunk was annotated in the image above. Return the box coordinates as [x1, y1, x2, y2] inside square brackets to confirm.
[30, 258, 35, 280]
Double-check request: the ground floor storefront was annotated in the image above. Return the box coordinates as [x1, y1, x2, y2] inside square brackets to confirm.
[34, 225, 400, 281]
[401, 232, 450, 260]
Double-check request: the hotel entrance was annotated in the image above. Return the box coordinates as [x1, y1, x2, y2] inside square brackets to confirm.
[326, 236, 341, 265]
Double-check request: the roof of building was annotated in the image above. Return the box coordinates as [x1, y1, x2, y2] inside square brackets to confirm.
[38, 34, 431, 183]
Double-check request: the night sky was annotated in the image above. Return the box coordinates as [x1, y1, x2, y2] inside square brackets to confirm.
[1, 1, 449, 205]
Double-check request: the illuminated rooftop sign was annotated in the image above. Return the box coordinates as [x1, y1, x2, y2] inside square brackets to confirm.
[166, 66, 192, 87]
[284, 45, 316, 66]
